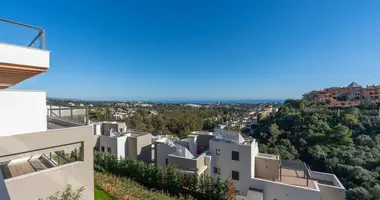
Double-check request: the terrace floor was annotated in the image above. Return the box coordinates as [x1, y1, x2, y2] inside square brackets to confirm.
[0, 157, 55, 179]
[258, 169, 334, 189]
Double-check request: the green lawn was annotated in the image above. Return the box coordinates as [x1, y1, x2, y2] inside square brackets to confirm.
[95, 185, 115, 200]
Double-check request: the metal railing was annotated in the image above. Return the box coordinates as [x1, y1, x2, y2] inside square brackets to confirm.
[47, 105, 89, 125]
[0, 18, 45, 49]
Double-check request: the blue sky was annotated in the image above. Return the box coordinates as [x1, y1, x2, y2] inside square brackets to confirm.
[1, 0, 380, 101]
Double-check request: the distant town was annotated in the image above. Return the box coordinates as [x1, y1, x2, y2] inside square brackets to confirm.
[307, 82, 380, 107]
[47, 98, 282, 136]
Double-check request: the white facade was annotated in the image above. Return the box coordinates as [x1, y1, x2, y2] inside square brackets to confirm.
[98, 135, 128, 159]
[210, 138, 257, 195]
[156, 140, 177, 166]
[0, 19, 95, 200]
[0, 43, 50, 68]
[0, 90, 47, 136]
[208, 130, 345, 200]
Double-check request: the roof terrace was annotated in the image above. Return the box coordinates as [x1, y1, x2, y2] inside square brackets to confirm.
[0, 18, 49, 88]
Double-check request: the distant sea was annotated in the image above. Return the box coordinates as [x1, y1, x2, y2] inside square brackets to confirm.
[146, 99, 285, 104]
[48, 97, 285, 104]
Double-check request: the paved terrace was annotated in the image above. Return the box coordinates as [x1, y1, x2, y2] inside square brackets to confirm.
[258, 168, 334, 189]
[1, 157, 54, 179]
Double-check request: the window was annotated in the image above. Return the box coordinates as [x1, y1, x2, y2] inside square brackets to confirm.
[232, 170, 239, 181]
[216, 149, 220, 155]
[214, 167, 221, 175]
[232, 151, 239, 161]
[101, 146, 105, 152]
[166, 158, 168, 165]
[107, 147, 111, 153]
[120, 128, 123, 132]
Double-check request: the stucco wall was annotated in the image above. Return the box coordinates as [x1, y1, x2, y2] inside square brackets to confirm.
[168, 155, 197, 171]
[116, 136, 128, 159]
[99, 135, 118, 154]
[255, 156, 280, 179]
[0, 126, 94, 200]
[127, 137, 137, 158]
[155, 142, 177, 166]
[319, 184, 345, 200]
[0, 90, 47, 136]
[102, 122, 126, 135]
[195, 135, 214, 149]
[248, 178, 320, 200]
[0, 43, 50, 68]
[209, 139, 253, 195]
[129, 134, 152, 162]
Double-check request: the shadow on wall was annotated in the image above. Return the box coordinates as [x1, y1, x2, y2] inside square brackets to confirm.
[139, 145, 153, 163]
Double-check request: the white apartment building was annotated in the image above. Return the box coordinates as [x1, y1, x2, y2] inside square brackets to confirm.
[154, 134, 213, 176]
[210, 129, 345, 200]
[0, 18, 94, 199]
[93, 122, 153, 162]
[154, 128, 345, 200]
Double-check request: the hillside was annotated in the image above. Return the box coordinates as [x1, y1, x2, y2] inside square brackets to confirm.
[251, 100, 380, 200]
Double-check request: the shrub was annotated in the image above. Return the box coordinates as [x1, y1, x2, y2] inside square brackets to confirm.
[94, 152, 231, 199]
[39, 184, 85, 200]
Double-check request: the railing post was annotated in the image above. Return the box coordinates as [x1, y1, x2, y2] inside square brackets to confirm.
[40, 30, 46, 49]
[70, 107, 73, 121]
[85, 107, 89, 125]
[59, 106, 61, 118]
[50, 105, 52, 117]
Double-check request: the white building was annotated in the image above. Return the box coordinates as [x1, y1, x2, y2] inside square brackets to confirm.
[0, 18, 94, 199]
[93, 122, 153, 162]
[154, 128, 345, 200]
[184, 104, 202, 108]
[210, 129, 345, 200]
[154, 134, 212, 176]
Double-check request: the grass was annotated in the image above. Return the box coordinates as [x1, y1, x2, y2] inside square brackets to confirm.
[94, 172, 177, 200]
[95, 185, 115, 200]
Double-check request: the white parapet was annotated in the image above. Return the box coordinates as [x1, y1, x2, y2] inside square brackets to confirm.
[0, 90, 47, 136]
[0, 43, 49, 68]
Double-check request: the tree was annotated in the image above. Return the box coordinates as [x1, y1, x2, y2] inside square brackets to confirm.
[330, 124, 352, 145]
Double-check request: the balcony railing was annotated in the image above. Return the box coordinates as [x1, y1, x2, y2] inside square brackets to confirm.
[47, 105, 89, 126]
[0, 18, 45, 49]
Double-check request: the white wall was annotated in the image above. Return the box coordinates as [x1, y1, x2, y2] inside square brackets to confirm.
[209, 140, 253, 195]
[99, 135, 118, 155]
[99, 135, 128, 159]
[156, 143, 177, 167]
[116, 136, 128, 159]
[0, 90, 47, 136]
[0, 43, 49, 68]
[247, 178, 320, 200]
[251, 141, 259, 178]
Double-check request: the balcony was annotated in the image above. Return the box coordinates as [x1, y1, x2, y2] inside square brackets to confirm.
[0, 126, 94, 200]
[0, 18, 49, 88]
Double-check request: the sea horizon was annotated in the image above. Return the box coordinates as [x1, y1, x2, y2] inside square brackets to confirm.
[48, 97, 285, 104]
[144, 99, 285, 104]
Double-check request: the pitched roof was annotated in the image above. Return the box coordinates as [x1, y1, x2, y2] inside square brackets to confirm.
[347, 82, 362, 88]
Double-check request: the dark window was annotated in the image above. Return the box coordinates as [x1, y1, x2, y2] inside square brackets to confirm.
[232, 151, 239, 161]
[232, 170, 239, 181]
[166, 158, 168, 165]
[107, 147, 111, 153]
[101, 146, 105, 152]
[214, 167, 220, 175]
[120, 128, 123, 132]
[216, 149, 220, 155]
